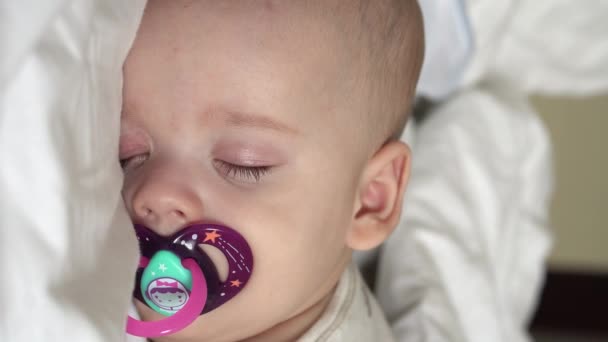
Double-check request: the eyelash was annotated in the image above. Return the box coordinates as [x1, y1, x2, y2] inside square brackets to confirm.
[120, 153, 149, 171]
[214, 160, 271, 183]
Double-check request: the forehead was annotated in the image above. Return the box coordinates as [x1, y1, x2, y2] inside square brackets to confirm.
[123, 1, 358, 129]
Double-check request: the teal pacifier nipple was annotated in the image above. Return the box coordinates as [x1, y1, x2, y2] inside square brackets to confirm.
[140, 250, 193, 316]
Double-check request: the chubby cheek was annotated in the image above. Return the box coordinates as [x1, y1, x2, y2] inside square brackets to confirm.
[238, 166, 356, 308]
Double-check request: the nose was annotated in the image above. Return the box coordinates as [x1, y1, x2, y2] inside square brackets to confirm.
[130, 177, 204, 236]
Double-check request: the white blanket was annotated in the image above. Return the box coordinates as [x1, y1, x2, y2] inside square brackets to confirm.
[463, 0, 608, 96]
[0, 1, 145, 341]
[417, 0, 608, 98]
[377, 85, 554, 342]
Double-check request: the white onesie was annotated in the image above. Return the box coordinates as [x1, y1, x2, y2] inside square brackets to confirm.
[298, 263, 395, 342]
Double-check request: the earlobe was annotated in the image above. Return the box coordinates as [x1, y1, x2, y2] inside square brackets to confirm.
[347, 141, 411, 250]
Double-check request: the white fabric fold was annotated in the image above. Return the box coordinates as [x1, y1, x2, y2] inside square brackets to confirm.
[0, 1, 145, 341]
[463, 0, 608, 95]
[377, 85, 554, 342]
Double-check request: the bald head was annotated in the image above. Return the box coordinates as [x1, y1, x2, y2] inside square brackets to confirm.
[327, 0, 424, 146]
[362, 0, 424, 142]
[277, 0, 425, 147]
[274, 0, 425, 148]
[130, 0, 423, 153]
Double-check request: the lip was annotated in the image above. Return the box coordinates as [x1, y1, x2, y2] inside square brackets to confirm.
[131, 219, 231, 235]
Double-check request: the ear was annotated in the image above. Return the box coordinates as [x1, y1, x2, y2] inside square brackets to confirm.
[346, 140, 411, 251]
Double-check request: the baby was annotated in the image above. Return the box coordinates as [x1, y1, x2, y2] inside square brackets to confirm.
[120, 0, 423, 341]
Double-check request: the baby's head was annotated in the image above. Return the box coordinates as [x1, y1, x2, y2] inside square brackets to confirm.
[120, 0, 423, 341]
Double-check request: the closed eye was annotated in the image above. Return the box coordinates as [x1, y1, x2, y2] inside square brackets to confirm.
[213, 160, 271, 183]
[120, 153, 149, 171]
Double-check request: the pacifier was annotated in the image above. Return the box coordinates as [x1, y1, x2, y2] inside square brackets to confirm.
[126, 223, 253, 338]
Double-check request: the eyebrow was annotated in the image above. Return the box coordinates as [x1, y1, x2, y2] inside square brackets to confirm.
[210, 110, 299, 135]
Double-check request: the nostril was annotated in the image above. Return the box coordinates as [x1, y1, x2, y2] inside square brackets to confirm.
[172, 209, 186, 219]
[141, 206, 152, 217]
[132, 187, 202, 231]
[135, 205, 153, 220]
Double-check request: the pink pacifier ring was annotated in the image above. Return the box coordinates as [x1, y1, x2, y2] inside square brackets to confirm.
[126, 258, 207, 338]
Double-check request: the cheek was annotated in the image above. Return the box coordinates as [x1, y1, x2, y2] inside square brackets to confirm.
[243, 165, 356, 276]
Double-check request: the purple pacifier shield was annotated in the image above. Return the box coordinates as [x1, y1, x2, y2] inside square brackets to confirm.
[134, 223, 254, 315]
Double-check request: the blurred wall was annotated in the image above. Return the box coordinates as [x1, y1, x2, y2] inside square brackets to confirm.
[533, 95, 608, 273]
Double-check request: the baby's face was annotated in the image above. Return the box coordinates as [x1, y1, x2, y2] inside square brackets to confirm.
[121, 2, 371, 341]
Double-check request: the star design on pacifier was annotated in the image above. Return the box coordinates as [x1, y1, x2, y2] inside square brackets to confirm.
[203, 230, 221, 243]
